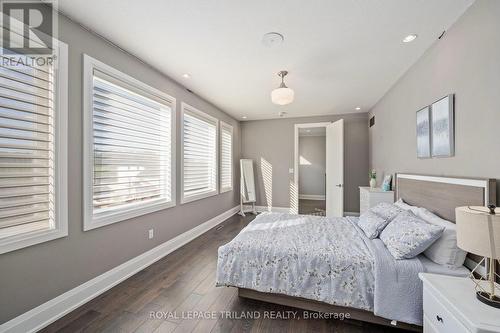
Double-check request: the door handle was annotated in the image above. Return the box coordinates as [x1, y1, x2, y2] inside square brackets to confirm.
[336, 184, 343, 187]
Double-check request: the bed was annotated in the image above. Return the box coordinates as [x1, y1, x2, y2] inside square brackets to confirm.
[216, 174, 496, 331]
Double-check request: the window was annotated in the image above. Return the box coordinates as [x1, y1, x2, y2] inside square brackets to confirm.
[83, 55, 175, 230]
[181, 103, 218, 203]
[220, 121, 233, 192]
[0, 43, 68, 254]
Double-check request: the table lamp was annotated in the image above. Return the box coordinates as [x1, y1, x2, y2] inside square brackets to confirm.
[456, 205, 500, 308]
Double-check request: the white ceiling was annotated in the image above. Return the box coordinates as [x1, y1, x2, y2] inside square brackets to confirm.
[58, 0, 474, 121]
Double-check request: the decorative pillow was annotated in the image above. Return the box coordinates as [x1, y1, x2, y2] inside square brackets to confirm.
[394, 198, 420, 215]
[370, 202, 403, 221]
[380, 210, 445, 259]
[416, 208, 467, 268]
[358, 210, 390, 239]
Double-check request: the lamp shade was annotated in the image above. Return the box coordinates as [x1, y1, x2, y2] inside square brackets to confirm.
[456, 206, 500, 259]
[271, 87, 294, 105]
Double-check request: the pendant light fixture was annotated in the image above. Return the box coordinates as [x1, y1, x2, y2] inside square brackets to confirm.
[271, 71, 294, 105]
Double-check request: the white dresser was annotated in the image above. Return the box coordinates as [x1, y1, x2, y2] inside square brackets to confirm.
[359, 186, 394, 214]
[420, 273, 500, 333]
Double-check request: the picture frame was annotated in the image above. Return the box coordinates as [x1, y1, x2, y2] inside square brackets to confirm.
[382, 174, 392, 191]
[431, 94, 454, 157]
[416, 106, 431, 158]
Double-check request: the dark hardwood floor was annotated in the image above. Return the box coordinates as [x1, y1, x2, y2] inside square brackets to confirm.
[41, 214, 410, 333]
[299, 199, 326, 216]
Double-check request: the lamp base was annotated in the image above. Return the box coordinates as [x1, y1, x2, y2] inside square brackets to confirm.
[476, 291, 500, 308]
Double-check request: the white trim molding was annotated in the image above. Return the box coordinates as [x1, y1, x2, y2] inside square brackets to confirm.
[252, 205, 292, 213]
[0, 206, 239, 333]
[298, 194, 326, 201]
[219, 121, 234, 193]
[180, 102, 219, 204]
[82, 54, 177, 231]
[245, 205, 359, 217]
[293, 122, 331, 187]
[344, 211, 361, 217]
[0, 41, 69, 254]
[396, 173, 492, 206]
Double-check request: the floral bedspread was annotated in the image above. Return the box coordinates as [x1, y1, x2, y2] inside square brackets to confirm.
[216, 212, 375, 311]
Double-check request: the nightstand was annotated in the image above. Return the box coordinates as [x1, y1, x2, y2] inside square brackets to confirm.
[359, 186, 394, 214]
[420, 273, 500, 333]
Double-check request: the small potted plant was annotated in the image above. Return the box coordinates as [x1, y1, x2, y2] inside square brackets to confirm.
[369, 170, 377, 189]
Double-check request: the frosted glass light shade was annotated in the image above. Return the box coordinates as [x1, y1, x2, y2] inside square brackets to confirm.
[271, 87, 294, 105]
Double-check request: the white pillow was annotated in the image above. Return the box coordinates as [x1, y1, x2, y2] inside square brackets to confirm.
[416, 207, 467, 268]
[394, 198, 420, 215]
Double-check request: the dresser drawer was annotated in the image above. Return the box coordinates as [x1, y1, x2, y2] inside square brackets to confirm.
[360, 190, 369, 214]
[423, 287, 469, 333]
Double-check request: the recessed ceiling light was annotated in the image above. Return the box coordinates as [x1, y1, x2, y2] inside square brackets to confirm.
[306, 129, 311, 133]
[355, 107, 361, 110]
[182, 73, 191, 79]
[403, 34, 418, 43]
[242, 116, 247, 119]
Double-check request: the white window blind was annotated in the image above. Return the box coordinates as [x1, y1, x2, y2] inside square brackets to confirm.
[182, 104, 218, 202]
[84, 56, 175, 229]
[220, 122, 233, 192]
[0, 42, 68, 254]
[0, 59, 55, 236]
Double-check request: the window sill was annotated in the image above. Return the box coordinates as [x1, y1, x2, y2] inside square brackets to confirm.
[181, 190, 219, 204]
[0, 227, 68, 254]
[220, 186, 233, 194]
[84, 199, 176, 231]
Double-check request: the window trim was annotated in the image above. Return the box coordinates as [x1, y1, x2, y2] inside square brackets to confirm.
[219, 121, 233, 193]
[0, 41, 69, 254]
[83, 54, 176, 231]
[180, 102, 219, 204]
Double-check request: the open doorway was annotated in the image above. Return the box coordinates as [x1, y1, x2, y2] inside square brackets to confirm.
[298, 127, 326, 216]
[294, 120, 344, 217]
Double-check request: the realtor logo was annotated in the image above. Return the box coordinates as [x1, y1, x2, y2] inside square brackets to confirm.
[1, 0, 54, 54]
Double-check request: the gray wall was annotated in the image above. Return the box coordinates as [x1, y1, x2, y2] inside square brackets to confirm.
[241, 113, 369, 213]
[369, 0, 500, 205]
[299, 136, 326, 196]
[0, 14, 240, 323]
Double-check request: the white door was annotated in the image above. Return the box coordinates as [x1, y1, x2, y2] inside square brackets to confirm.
[326, 119, 344, 217]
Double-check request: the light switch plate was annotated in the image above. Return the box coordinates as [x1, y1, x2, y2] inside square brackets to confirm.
[289, 168, 294, 174]
[148, 229, 154, 239]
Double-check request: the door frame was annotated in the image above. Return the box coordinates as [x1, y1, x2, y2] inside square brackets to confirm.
[293, 122, 331, 203]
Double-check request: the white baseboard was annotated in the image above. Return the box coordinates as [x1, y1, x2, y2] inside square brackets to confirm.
[298, 194, 325, 201]
[0, 206, 240, 333]
[246, 205, 292, 213]
[344, 211, 360, 217]
[244, 205, 360, 217]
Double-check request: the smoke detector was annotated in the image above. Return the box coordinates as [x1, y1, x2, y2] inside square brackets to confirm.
[262, 32, 284, 47]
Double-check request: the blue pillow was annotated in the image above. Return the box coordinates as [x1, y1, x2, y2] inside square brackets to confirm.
[358, 210, 390, 239]
[380, 210, 444, 259]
